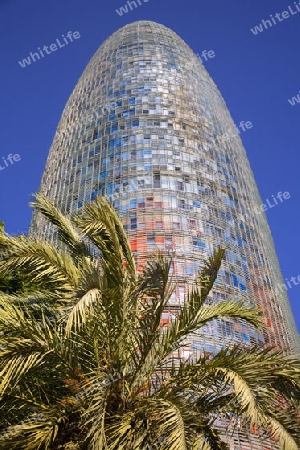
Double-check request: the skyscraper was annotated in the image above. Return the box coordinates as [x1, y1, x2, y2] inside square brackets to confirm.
[31, 20, 299, 363]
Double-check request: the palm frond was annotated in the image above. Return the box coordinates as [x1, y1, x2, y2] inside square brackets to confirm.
[0, 237, 79, 292]
[65, 288, 102, 335]
[80, 378, 109, 450]
[196, 248, 225, 302]
[0, 410, 63, 450]
[73, 196, 136, 277]
[30, 193, 90, 257]
[148, 398, 187, 450]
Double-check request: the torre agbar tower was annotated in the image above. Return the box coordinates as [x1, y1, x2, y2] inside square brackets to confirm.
[31, 21, 299, 362]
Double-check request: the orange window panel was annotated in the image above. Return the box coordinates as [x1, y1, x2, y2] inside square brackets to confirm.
[130, 239, 137, 251]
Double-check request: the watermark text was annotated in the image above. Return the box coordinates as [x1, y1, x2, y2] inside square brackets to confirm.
[250, 2, 300, 35]
[18, 31, 81, 68]
[0, 154, 21, 172]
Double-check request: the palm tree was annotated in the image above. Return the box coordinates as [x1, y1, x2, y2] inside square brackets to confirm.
[0, 194, 299, 450]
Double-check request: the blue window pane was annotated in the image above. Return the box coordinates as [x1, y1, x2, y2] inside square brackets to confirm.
[242, 333, 250, 342]
[192, 238, 206, 248]
[232, 273, 238, 287]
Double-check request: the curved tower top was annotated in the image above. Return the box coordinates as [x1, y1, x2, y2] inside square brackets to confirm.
[31, 20, 299, 357]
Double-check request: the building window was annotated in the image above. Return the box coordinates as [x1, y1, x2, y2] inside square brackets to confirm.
[153, 172, 161, 188]
[177, 181, 184, 191]
[179, 199, 186, 209]
[146, 196, 154, 207]
[188, 219, 196, 229]
[178, 286, 185, 302]
[192, 238, 206, 248]
[165, 237, 173, 250]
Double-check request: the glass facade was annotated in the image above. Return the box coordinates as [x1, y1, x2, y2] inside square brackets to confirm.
[31, 21, 298, 361]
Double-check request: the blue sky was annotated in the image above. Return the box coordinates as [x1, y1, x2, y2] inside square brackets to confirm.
[0, 0, 300, 332]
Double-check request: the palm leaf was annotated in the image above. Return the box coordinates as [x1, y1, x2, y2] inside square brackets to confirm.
[0, 237, 79, 292]
[73, 196, 136, 277]
[30, 193, 90, 258]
